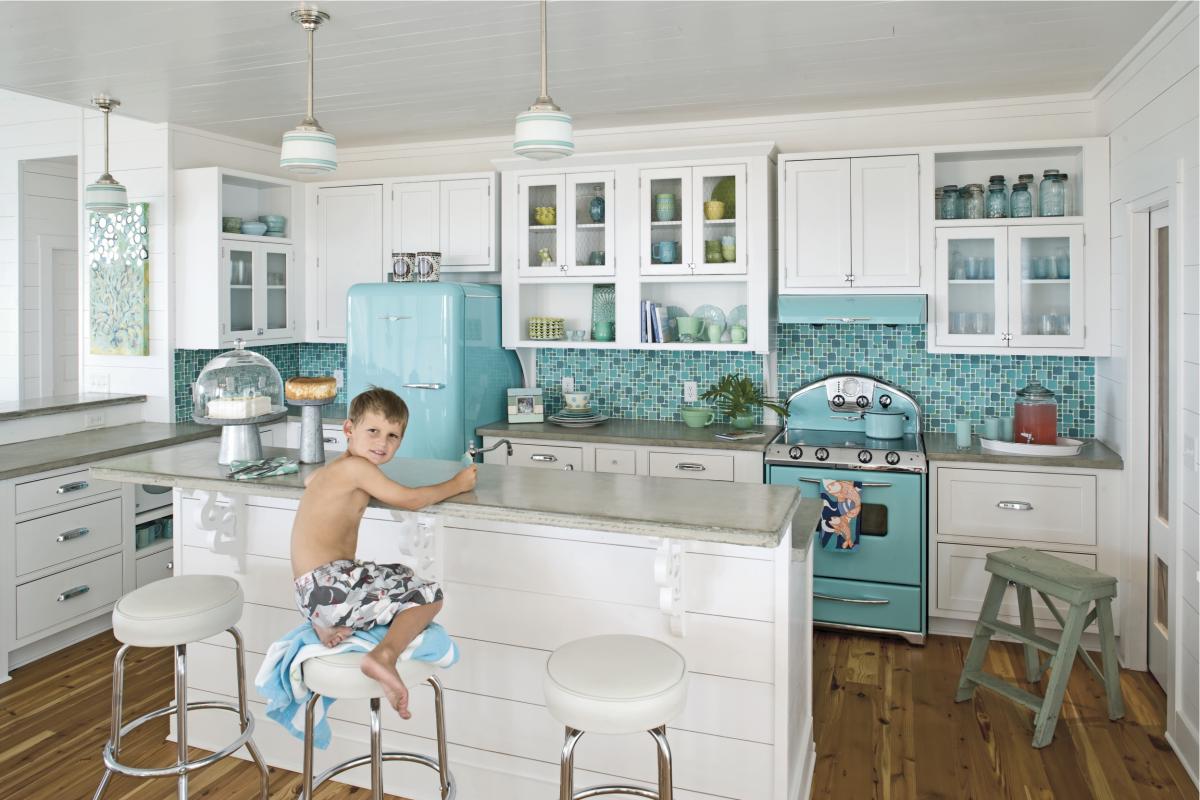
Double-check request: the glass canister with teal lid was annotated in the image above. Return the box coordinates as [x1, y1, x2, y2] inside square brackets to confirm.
[1017, 173, 1037, 215]
[962, 184, 985, 219]
[934, 186, 944, 219]
[1010, 182, 1033, 217]
[986, 176, 1008, 218]
[939, 185, 959, 219]
[1040, 170, 1065, 216]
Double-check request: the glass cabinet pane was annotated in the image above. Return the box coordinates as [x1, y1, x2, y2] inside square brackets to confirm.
[698, 171, 737, 266]
[945, 237, 998, 335]
[571, 180, 607, 268]
[1017, 234, 1072, 337]
[647, 175, 684, 266]
[266, 250, 288, 331]
[228, 248, 253, 333]
[525, 181, 559, 269]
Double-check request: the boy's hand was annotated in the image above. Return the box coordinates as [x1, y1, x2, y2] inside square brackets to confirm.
[453, 465, 477, 494]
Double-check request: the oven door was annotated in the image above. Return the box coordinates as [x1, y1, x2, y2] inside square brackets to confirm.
[767, 465, 924, 586]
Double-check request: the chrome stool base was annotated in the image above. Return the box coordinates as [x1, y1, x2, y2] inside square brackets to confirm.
[92, 627, 270, 800]
[301, 675, 455, 800]
[560, 726, 674, 800]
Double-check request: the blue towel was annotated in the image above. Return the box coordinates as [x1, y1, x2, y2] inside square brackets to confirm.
[818, 478, 862, 551]
[254, 621, 459, 749]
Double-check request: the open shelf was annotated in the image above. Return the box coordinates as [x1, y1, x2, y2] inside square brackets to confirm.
[135, 538, 174, 558]
[222, 232, 294, 245]
[134, 507, 173, 525]
[934, 216, 1083, 228]
[947, 279, 995, 285]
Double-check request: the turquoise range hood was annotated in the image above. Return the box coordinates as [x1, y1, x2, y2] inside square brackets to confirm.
[778, 295, 927, 325]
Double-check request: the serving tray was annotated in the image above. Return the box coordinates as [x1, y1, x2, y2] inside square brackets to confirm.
[979, 437, 1084, 456]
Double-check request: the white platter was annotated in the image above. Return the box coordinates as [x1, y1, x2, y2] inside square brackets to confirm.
[979, 437, 1084, 456]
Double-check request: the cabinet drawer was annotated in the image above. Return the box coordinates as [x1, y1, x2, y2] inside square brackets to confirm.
[136, 548, 175, 588]
[15, 497, 124, 577]
[936, 543, 1098, 629]
[937, 468, 1096, 546]
[813, 576, 923, 633]
[648, 451, 734, 482]
[321, 426, 348, 452]
[509, 443, 583, 471]
[595, 447, 636, 475]
[15, 469, 120, 515]
[16, 552, 123, 639]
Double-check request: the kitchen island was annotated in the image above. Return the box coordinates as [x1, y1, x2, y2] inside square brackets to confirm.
[93, 439, 820, 800]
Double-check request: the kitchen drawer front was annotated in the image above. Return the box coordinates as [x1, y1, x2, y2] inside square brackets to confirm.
[15, 469, 120, 515]
[594, 447, 636, 475]
[813, 576, 923, 634]
[16, 552, 123, 639]
[15, 497, 124, 576]
[937, 468, 1096, 546]
[509, 443, 584, 471]
[322, 426, 348, 452]
[936, 543, 1098, 628]
[136, 548, 174, 588]
[648, 451, 734, 482]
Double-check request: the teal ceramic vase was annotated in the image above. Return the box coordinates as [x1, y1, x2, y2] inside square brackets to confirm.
[732, 413, 756, 429]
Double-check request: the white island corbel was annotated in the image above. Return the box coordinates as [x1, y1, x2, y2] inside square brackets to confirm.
[94, 439, 820, 800]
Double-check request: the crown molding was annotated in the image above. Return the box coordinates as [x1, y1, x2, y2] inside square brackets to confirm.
[1090, 0, 1197, 100]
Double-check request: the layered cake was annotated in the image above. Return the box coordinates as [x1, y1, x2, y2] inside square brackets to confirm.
[286, 375, 337, 402]
[206, 395, 272, 418]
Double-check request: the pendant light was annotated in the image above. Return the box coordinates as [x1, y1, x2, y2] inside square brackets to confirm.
[513, 0, 573, 160]
[84, 96, 128, 214]
[280, 8, 337, 174]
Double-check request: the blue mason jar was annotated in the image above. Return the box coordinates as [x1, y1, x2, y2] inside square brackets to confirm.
[589, 191, 605, 223]
[1040, 170, 1065, 217]
[940, 185, 960, 219]
[986, 176, 1008, 218]
[1010, 182, 1033, 217]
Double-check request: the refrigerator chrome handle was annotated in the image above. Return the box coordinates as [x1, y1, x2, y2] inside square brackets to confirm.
[378, 315, 412, 321]
[402, 383, 445, 390]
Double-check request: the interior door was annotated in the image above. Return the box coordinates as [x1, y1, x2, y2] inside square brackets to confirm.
[783, 159, 851, 289]
[1148, 206, 1174, 688]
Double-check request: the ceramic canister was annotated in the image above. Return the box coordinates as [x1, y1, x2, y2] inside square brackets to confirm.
[655, 193, 676, 222]
[416, 251, 441, 282]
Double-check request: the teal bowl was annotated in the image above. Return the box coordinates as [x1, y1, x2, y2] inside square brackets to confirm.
[241, 221, 268, 236]
[259, 215, 286, 230]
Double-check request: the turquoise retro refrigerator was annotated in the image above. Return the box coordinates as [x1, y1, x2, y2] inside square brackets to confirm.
[346, 283, 522, 460]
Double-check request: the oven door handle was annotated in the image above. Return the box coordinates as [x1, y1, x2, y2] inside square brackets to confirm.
[813, 592, 890, 605]
[796, 477, 892, 488]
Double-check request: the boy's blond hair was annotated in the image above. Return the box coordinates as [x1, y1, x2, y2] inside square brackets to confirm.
[349, 387, 409, 429]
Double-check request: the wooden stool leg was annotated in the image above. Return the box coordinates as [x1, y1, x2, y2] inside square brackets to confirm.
[956, 574, 1008, 702]
[1032, 601, 1088, 748]
[1016, 585, 1041, 682]
[1095, 597, 1125, 720]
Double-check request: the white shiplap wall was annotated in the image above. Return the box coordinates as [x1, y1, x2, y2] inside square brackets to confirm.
[1094, 0, 1199, 783]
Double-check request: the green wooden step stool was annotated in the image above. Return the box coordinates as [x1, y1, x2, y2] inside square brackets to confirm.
[955, 547, 1124, 748]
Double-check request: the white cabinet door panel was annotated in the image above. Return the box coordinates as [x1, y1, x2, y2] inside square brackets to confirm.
[783, 159, 851, 289]
[852, 155, 920, 287]
[391, 180, 440, 255]
[316, 184, 383, 339]
[440, 177, 492, 270]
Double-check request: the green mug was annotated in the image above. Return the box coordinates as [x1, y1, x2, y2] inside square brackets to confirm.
[680, 406, 715, 428]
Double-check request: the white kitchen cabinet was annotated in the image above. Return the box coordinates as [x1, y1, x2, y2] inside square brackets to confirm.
[389, 175, 496, 272]
[516, 171, 615, 278]
[175, 167, 303, 349]
[780, 153, 920, 292]
[640, 163, 747, 277]
[390, 180, 440, 254]
[314, 184, 384, 340]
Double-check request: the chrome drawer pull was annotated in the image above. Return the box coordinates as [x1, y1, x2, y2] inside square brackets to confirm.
[825, 316, 872, 323]
[57, 585, 90, 602]
[56, 527, 90, 543]
[563, 464, 575, 471]
[166, 561, 174, 571]
[402, 383, 445, 390]
[530, 453, 558, 463]
[997, 501, 1033, 511]
[675, 463, 706, 472]
[813, 592, 889, 605]
[797, 477, 891, 488]
[56, 480, 89, 495]
[322, 436, 338, 444]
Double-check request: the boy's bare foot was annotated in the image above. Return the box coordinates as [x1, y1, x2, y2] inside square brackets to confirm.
[313, 623, 353, 648]
[361, 648, 411, 719]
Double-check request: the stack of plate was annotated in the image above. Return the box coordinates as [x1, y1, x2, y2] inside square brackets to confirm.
[548, 406, 609, 427]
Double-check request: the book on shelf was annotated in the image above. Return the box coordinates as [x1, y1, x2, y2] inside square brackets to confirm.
[653, 305, 670, 343]
[640, 300, 649, 343]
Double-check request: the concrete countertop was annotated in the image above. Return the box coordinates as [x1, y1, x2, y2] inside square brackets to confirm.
[92, 440, 817, 550]
[477, 418, 780, 452]
[925, 432, 1123, 470]
[0, 422, 217, 481]
[286, 402, 348, 425]
[0, 392, 146, 422]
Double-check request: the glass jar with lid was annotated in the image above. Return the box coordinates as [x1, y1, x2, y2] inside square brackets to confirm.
[1013, 378, 1058, 445]
[934, 187, 944, 220]
[986, 184, 1008, 218]
[1017, 173, 1037, 215]
[1010, 182, 1033, 217]
[962, 184, 986, 219]
[939, 185, 960, 219]
[193, 340, 286, 463]
[1057, 172, 1073, 215]
[1039, 170, 1065, 217]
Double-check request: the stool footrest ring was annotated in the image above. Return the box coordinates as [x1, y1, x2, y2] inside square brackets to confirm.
[101, 701, 256, 779]
[574, 786, 660, 799]
[312, 751, 455, 799]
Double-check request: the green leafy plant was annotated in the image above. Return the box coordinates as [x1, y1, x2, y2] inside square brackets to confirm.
[700, 374, 789, 420]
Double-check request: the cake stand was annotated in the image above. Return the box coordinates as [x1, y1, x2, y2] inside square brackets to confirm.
[288, 397, 336, 464]
[194, 409, 286, 466]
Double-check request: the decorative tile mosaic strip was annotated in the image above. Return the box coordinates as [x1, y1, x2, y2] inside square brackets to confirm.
[775, 324, 1094, 437]
[173, 344, 300, 422]
[298, 343, 348, 405]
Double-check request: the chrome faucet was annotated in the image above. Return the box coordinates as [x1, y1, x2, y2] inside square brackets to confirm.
[468, 439, 512, 461]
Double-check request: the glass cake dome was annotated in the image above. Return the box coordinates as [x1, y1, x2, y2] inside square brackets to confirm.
[193, 340, 285, 423]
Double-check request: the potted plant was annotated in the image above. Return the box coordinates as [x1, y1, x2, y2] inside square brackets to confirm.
[700, 374, 789, 429]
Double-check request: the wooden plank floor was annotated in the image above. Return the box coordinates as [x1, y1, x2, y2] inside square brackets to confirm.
[0, 629, 1193, 799]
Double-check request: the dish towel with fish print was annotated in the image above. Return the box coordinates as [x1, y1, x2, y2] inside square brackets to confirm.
[254, 621, 458, 748]
[819, 478, 862, 551]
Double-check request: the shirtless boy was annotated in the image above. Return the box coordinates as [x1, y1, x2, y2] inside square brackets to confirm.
[291, 387, 476, 718]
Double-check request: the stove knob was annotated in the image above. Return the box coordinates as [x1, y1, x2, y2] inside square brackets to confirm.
[857, 449, 873, 464]
[855, 395, 870, 409]
[879, 394, 893, 408]
[831, 394, 845, 408]
[788, 446, 803, 461]
[815, 447, 830, 462]
[885, 451, 901, 466]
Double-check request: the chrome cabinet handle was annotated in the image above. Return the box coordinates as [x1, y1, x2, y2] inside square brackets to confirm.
[675, 463, 706, 472]
[813, 592, 889, 605]
[563, 464, 575, 471]
[796, 477, 891, 488]
[322, 436, 338, 443]
[997, 501, 1033, 511]
[57, 585, 90, 602]
[402, 383, 445, 390]
[56, 480, 89, 495]
[166, 561, 174, 571]
[825, 316, 872, 323]
[56, 527, 90, 543]
[530, 454, 558, 463]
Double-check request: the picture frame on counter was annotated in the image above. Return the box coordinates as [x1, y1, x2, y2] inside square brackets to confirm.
[507, 387, 544, 423]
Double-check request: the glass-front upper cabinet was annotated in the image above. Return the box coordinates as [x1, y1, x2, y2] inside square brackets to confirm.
[1008, 226, 1084, 349]
[935, 227, 1007, 347]
[517, 172, 615, 278]
[221, 242, 293, 344]
[640, 164, 746, 277]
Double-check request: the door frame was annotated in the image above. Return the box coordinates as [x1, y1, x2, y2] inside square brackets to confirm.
[36, 234, 78, 396]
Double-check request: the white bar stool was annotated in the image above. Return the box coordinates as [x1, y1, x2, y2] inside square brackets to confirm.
[93, 574, 269, 800]
[544, 635, 688, 800]
[300, 652, 454, 799]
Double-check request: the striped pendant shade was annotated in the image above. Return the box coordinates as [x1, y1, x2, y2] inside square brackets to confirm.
[513, 109, 574, 160]
[279, 127, 337, 174]
[84, 179, 128, 214]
